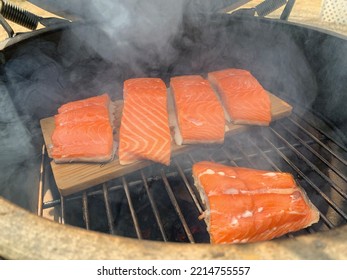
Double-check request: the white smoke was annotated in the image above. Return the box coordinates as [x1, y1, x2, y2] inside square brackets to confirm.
[0, 80, 38, 210]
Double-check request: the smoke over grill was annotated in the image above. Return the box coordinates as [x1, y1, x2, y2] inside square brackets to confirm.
[0, 0, 347, 257]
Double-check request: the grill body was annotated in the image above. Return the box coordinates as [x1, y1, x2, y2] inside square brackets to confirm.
[0, 15, 346, 259]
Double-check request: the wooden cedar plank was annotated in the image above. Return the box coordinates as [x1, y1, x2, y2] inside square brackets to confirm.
[40, 93, 292, 196]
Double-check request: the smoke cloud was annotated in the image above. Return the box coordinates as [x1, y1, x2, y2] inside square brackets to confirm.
[0, 78, 38, 210]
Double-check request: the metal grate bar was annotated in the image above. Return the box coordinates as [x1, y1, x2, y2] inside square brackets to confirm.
[122, 177, 142, 239]
[270, 126, 347, 200]
[261, 135, 336, 228]
[37, 144, 45, 216]
[233, 140, 262, 168]
[42, 167, 204, 210]
[221, 136, 320, 166]
[307, 227, 316, 234]
[43, 199, 60, 209]
[102, 184, 115, 235]
[311, 207, 335, 229]
[292, 112, 347, 153]
[214, 143, 295, 239]
[60, 194, 65, 224]
[263, 132, 347, 222]
[234, 138, 300, 238]
[188, 153, 197, 164]
[161, 170, 195, 243]
[193, 141, 315, 168]
[288, 115, 347, 165]
[219, 147, 238, 167]
[82, 192, 90, 230]
[277, 121, 347, 182]
[40, 183, 124, 224]
[247, 137, 335, 229]
[247, 138, 281, 171]
[140, 171, 168, 241]
[38, 110, 347, 242]
[174, 158, 204, 214]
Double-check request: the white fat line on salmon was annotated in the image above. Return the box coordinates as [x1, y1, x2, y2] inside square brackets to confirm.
[223, 188, 240, 195]
[230, 217, 239, 226]
[167, 88, 183, 145]
[197, 169, 236, 179]
[185, 117, 204, 126]
[223, 188, 295, 195]
[265, 209, 285, 218]
[290, 190, 302, 200]
[229, 210, 254, 227]
[241, 210, 253, 218]
[233, 210, 254, 221]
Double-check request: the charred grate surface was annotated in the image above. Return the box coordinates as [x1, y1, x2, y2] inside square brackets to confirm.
[38, 110, 347, 243]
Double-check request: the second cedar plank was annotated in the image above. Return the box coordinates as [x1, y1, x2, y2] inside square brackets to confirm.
[42, 93, 292, 196]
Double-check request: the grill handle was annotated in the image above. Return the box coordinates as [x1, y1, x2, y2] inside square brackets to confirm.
[230, 0, 296, 20]
[280, 0, 295, 20]
[0, 12, 13, 37]
[0, 0, 70, 39]
[0, 0, 39, 30]
[255, 0, 287, 17]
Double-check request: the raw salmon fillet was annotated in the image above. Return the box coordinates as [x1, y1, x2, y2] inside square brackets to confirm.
[192, 161, 320, 244]
[208, 68, 271, 126]
[170, 75, 225, 145]
[51, 94, 114, 163]
[55, 105, 110, 126]
[118, 78, 171, 165]
[58, 93, 110, 114]
[51, 121, 114, 162]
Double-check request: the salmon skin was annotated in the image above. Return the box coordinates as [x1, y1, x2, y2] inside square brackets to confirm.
[208, 68, 271, 126]
[118, 78, 171, 165]
[192, 161, 320, 244]
[51, 94, 114, 163]
[170, 75, 225, 145]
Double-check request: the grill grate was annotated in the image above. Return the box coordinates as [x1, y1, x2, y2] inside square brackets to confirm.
[38, 108, 347, 243]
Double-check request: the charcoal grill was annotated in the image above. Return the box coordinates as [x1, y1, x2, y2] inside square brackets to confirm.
[0, 10, 347, 259]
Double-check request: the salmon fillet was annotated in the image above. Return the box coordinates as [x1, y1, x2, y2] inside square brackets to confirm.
[170, 75, 225, 145]
[208, 68, 271, 126]
[118, 78, 171, 165]
[51, 94, 115, 163]
[51, 121, 114, 162]
[192, 161, 320, 244]
[58, 93, 110, 113]
[55, 105, 110, 126]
